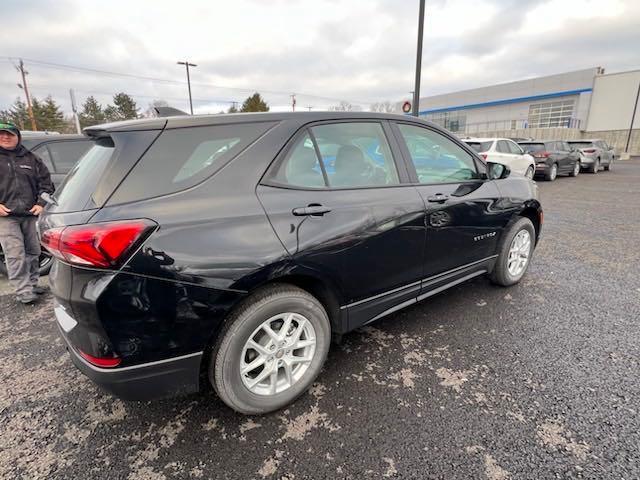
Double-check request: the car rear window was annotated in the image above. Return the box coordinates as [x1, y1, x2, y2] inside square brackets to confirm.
[108, 122, 275, 205]
[464, 141, 492, 153]
[519, 143, 545, 152]
[568, 142, 594, 149]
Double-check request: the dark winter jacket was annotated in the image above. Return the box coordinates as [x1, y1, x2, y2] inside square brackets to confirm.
[0, 144, 54, 216]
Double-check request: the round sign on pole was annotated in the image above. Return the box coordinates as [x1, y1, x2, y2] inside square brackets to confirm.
[402, 101, 412, 113]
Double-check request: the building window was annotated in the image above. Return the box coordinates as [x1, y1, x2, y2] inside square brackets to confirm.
[423, 111, 467, 132]
[527, 99, 575, 128]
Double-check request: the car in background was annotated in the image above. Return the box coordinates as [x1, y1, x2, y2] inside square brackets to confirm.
[40, 112, 542, 414]
[517, 140, 581, 181]
[22, 134, 94, 187]
[463, 137, 535, 178]
[0, 134, 94, 277]
[567, 139, 615, 173]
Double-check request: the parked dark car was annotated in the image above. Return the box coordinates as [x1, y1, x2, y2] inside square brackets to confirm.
[517, 140, 581, 181]
[0, 134, 93, 277]
[40, 112, 542, 414]
[567, 139, 615, 173]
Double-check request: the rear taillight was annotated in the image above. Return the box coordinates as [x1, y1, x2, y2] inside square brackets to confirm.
[583, 148, 596, 154]
[78, 349, 121, 368]
[41, 219, 156, 268]
[533, 152, 550, 158]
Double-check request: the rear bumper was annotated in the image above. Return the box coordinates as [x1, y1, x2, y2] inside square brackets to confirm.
[60, 326, 203, 401]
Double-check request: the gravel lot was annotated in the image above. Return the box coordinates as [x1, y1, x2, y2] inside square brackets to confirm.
[1, 160, 639, 480]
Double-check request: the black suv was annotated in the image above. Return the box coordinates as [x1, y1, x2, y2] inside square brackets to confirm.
[517, 140, 581, 181]
[40, 113, 542, 414]
[0, 134, 93, 277]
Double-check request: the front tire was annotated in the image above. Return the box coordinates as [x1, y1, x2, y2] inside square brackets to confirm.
[490, 217, 535, 287]
[569, 161, 580, 177]
[210, 284, 331, 415]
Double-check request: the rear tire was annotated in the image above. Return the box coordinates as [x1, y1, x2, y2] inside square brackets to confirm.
[525, 166, 534, 179]
[210, 284, 331, 415]
[490, 217, 535, 287]
[589, 158, 600, 174]
[544, 163, 558, 181]
[604, 159, 612, 171]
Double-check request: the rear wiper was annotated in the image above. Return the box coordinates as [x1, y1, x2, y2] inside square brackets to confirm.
[40, 192, 59, 206]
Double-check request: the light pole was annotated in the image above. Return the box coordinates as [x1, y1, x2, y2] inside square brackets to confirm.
[177, 61, 197, 114]
[412, 0, 426, 117]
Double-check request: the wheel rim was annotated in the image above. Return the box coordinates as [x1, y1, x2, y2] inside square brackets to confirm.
[40, 253, 52, 269]
[507, 230, 531, 277]
[574, 162, 580, 175]
[240, 312, 316, 396]
[550, 164, 557, 180]
[525, 166, 534, 179]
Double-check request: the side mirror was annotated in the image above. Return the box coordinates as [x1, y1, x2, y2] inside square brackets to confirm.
[487, 162, 510, 180]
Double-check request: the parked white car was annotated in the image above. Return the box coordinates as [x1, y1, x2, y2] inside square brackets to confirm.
[463, 137, 535, 178]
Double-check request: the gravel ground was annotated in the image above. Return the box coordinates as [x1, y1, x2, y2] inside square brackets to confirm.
[1, 160, 639, 480]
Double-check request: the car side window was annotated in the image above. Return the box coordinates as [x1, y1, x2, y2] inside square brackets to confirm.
[46, 141, 93, 173]
[396, 124, 481, 184]
[507, 140, 523, 155]
[272, 122, 399, 189]
[496, 141, 509, 153]
[271, 132, 326, 188]
[31, 145, 55, 172]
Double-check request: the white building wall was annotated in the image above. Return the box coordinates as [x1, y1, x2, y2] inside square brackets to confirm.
[586, 70, 640, 131]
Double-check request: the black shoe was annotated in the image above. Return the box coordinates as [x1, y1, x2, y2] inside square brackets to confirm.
[17, 292, 38, 304]
[33, 285, 50, 295]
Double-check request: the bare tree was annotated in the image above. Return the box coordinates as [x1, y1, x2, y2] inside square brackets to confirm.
[329, 101, 354, 111]
[370, 101, 396, 113]
[143, 99, 170, 118]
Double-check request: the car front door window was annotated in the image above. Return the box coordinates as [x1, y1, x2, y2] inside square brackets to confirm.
[396, 124, 481, 184]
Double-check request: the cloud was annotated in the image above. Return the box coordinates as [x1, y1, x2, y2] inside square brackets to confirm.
[0, 0, 638, 115]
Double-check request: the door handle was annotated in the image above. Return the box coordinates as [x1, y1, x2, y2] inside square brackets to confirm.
[426, 194, 449, 203]
[292, 204, 332, 216]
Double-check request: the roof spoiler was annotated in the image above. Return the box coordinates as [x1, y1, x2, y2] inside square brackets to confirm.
[154, 106, 189, 117]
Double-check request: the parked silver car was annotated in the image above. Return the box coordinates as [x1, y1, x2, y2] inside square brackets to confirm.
[567, 139, 615, 173]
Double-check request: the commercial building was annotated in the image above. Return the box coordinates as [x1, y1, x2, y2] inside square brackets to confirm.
[413, 67, 640, 154]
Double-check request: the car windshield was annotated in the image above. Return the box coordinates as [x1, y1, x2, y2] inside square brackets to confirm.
[568, 142, 594, 149]
[519, 143, 545, 152]
[464, 141, 492, 153]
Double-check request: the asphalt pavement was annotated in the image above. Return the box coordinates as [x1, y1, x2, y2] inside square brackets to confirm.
[1, 160, 639, 480]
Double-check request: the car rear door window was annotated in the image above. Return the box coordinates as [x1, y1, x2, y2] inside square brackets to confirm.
[396, 124, 481, 184]
[269, 122, 399, 189]
[496, 141, 510, 153]
[110, 122, 275, 204]
[47, 140, 93, 173]
[465, 141, 493, 153]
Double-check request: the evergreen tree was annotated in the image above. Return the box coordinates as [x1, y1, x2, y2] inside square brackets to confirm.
[33, 96, 65, 132]
[105, 93, 139, 121]
[79, 96, 106, 128]
[0, 98, 30, 130]
[227, 104, 239, 113]
[240, 93, 269, 112]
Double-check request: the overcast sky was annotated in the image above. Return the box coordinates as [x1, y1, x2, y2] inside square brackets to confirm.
[1, 0, 639, 115]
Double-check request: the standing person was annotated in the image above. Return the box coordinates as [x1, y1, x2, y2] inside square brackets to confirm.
[0, 123, 54, 304]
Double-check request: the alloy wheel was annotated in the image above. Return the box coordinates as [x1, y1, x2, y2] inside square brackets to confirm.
[507, 229, 531, 277]
[525, 166, 534, 179]
[240, 312, 316, 396]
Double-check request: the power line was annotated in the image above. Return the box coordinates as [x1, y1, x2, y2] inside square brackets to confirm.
[1, 57, 376, 105]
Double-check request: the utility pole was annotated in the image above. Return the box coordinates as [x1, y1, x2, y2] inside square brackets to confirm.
[290, 94, 296, 112]
[412, 0, 426, 117]
[625, 80, 640, 154]
[177, 61, 197, 114]
[17, 59, 37, 130]
[306, 106, 313, 111]
[69, 89, 82, 134]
